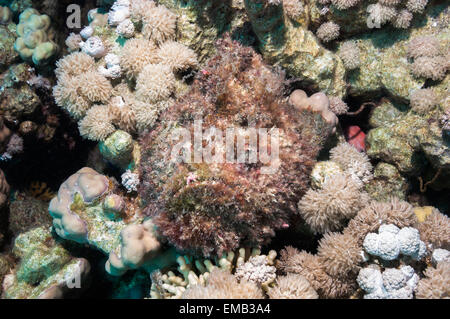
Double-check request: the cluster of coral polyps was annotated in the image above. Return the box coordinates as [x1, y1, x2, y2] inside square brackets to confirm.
[310, 0, 431, 40]
[53, 0, 198, 141]
[138, 35, 336, 257]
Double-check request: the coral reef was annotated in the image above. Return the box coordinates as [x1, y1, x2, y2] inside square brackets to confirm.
[416, 262, 450, 299]
[53, 1, 199, 141]
[0, 0, 448, 301]
[150, 248, 276, 299]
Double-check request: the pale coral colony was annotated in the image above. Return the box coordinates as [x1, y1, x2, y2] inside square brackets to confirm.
[0, 0, 448, 300]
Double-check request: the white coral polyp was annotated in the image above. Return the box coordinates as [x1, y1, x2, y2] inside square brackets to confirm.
[105, 53, 120, 68]
[80, 36, 106, 58]
[109, 0, 131, 26]
[234, 255, 276, 285]
[116, 19, 135, 38]
[99, 64, 122, 79]
[432, 248, 450, 266]
[378, 224, 400, 235]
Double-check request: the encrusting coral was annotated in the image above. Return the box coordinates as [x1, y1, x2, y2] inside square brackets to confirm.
[2, 226, 91, 299]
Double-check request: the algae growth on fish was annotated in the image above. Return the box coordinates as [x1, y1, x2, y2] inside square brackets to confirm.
[0, 0, 448, 302]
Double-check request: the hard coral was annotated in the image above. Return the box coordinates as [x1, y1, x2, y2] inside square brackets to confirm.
[278, 246, 357, 298]
[150, 247, 273, 299]
[317, 232, 362, 277]
[338, 41, 361, 71]
[267, 273, 318, 299]
[139, 35, 334, 256]
[14, 8, 58, 66]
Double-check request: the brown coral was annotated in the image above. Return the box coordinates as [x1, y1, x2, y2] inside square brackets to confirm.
[416, 262, 450, 299]
[317, 232, 362, 277]
[418, 208, 450, 250]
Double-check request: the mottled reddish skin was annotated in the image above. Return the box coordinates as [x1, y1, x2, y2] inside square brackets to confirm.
[345, 125, 365, 152]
